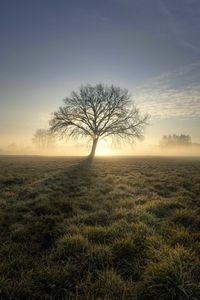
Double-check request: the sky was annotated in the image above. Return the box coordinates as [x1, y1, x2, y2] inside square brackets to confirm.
[0, 0, 200, 155]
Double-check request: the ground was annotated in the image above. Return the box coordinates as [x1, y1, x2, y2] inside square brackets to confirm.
[0, 155, 200, 300]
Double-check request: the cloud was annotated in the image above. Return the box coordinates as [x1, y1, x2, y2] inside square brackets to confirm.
[134, 62, 200, 119]
[180, 40, 200, 52]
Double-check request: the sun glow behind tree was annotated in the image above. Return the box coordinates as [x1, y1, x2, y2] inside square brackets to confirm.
[50, 84, 149, 160]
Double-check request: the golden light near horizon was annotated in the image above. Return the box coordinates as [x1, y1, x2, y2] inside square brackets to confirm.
[96, 139, 114, 156]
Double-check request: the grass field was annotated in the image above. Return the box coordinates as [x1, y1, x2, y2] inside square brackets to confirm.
[0, 155, 200, 300]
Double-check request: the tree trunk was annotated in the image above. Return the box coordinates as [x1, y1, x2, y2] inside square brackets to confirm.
[88, 137, 98, 161]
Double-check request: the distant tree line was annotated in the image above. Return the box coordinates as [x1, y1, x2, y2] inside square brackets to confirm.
[160, 134, 192, 147]
[32, 129, 55, 151]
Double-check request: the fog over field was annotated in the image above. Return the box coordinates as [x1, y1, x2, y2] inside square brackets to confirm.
[1, 139, 200, 157]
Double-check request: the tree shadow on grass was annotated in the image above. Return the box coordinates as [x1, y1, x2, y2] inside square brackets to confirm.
[18, 157, 95, 201]
[3, 158, 97, 251]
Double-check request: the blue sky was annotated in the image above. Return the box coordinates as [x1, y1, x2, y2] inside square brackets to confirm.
[0, 0, 200, 152]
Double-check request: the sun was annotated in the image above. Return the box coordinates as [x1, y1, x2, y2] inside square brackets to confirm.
[96, 139, 113, 156]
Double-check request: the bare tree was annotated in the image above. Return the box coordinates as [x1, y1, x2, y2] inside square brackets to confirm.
[49, 84, 149, 160]
[32, 129, 55, 151]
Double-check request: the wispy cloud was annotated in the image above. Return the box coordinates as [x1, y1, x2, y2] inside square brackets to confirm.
[180, 40, 200, 53]
[134, 62, 200, 118]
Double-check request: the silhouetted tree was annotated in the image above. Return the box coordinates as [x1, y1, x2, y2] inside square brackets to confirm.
[50, 84, 149, 160]
[32, 129, 55, 151]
